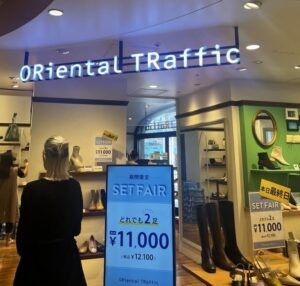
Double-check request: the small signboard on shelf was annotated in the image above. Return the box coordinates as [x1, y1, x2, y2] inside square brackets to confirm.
[249, 192, 284, 250]
[259, 179, 290, 205]
[94, 136, 112, 163]
[104, 165, 175, 286]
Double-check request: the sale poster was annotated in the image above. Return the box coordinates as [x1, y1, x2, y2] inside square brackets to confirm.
[104, 165, 175, 286]
[249, 192, 285, 250]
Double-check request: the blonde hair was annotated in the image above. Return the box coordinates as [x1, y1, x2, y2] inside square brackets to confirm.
[43, 135, 70, 180]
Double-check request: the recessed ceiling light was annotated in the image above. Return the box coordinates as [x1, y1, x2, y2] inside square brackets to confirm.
[294, 65, 300, 70]
[243, 1, 262, 9]
[128, 117, 133, 121]
[236, 67, 247, 72]
[254, 60, 263, 64]
[149, 85, 158, 89]
[246, 44, 260, 51]
[56, 48, 70, 55]
[48, 9, 63, 16]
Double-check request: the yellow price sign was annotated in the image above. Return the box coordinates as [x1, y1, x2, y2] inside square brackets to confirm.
[102, 130, 118, 141]
[259, 179, 290, 205]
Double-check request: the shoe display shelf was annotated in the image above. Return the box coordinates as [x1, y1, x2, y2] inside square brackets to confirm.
[69, 171, 106, 286]
[203, 145, 227, 201]
[250, 169, 300, 192]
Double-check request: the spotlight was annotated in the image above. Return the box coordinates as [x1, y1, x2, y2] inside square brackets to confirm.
[244, 1, 262, 9]
[48, 9, 63, 16]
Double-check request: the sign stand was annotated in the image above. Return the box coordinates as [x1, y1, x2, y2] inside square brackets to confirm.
[104, 165, 175, 286]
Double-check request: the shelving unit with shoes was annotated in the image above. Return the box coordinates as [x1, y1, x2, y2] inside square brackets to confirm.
[67, 171, 106, 285]
[200, 131, 228, 201]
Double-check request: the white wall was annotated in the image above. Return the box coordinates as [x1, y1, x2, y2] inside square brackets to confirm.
[29, 101, 127, 181]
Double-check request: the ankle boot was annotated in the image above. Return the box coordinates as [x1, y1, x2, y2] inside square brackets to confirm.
[205, 202, 236, 271]
[89, 189, 96, 211]
[95, 190, 104, 211]
[257, 152, 280, 170]
[218, 200, 253, 269]
[70, 145, 84, 171]
[270, 146, 290, 166]
[287, 239, 300, 279]
[196, 204, 216, 273]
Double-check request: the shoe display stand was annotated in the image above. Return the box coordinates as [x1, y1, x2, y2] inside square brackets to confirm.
[182, 250, 289, 286]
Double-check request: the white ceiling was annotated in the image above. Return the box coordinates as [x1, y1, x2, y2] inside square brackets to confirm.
[0, 0, 300, 129]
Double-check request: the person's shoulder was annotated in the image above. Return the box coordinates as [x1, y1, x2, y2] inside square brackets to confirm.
[68, 177, 81, 187]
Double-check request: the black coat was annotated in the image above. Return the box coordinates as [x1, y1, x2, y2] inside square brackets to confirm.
[14, 178, 87, 286]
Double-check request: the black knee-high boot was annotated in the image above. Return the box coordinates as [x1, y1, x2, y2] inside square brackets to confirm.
[218, 200, 253, 268]
[205, 202, 236, 271]
[196, 204, 216, 273]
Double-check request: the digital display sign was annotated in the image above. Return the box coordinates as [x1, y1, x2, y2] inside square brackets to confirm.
[104, 165, 175, 286]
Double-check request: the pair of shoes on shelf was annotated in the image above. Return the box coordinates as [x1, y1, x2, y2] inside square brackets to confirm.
[258, 146, 290, 170]
[78, 235, 105, 254]
[88, 189, 104, 211]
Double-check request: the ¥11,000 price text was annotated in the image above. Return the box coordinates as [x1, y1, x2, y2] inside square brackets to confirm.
[253, 222, 282, 233]
[109, 231, 169, 249]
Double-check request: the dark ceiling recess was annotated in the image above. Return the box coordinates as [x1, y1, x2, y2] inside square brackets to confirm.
[0, 0, 54, 36]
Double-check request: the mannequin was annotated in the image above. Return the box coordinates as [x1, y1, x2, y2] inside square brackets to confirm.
[0, 151, 28, 246]
[70, 145, 84, 171]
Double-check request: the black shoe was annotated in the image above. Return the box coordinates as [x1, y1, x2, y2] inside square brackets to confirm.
[258, 152, 280, 170]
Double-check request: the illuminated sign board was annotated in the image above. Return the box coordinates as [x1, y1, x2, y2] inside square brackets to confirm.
[104, 165, 175, 286]
[19, 44, 240, 82]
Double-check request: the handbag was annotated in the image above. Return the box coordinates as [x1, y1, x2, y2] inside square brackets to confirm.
[4, 113, 19, 142]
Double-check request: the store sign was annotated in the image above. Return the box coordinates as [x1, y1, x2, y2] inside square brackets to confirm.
[259, 179, 290, 205]
[104, 165, 175, 286]
[249, 192, 285, 250]
[19, 44, 240, 82]
[94, 136, 112, 163]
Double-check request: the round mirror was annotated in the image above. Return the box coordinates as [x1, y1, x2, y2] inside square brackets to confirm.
[252, 110, 277, 147]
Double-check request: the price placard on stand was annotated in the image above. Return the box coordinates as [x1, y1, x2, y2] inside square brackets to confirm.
[249, 192, 285, 250]
[104, 165, 175, 286]
[94, 136, 112, 163]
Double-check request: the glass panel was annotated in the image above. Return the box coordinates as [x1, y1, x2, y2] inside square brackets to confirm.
[168, 136, 177, 167]
[138, 138, 165, 159]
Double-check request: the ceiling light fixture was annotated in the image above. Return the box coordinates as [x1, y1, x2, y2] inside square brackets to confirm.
[294, 65, 300, 70]
[149, 85, 158, 89]
[254, 60, 263, 64]
[128, 117, 133, 121]
[246, 44, 260, 50]
[236, 67, 247, 72]
[243, 1, 262, 9]
[48, 9, 63, 16]
[11, 84, 19, 88]
[56, 48, 70, 55]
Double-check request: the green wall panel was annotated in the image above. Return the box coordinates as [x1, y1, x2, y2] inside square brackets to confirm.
[240, 105, 300, 205]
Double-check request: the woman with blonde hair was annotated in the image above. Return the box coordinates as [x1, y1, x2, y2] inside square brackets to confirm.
[14, 135, 86, 286]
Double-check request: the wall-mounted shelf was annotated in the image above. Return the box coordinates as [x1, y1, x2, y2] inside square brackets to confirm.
[80, 252, 104, 260]
[40, 170, 106, 177]
[250, 169, 300, 174]
[83, 210, 105, 217]
[205, 163, 226, 167]
[0, 142, 20, 146]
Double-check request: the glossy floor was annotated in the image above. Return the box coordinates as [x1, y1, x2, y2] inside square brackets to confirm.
[0, 238, 204, 286]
